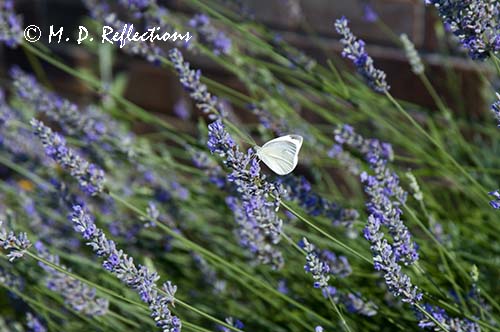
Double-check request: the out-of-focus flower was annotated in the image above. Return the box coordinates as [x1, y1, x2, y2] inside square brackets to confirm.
[362, 3, 378, 22]
[11, 68, 108, 143]
[0, 0, 22, 47]
[173, 98, 191, 120]
[189, 14, 232, 55]
[35, 242, 109, 316]
[217, 317, 244, 332]
[320, 250, 352, 278]
[417, 304, 480, 331]
[26, 313, 46, 332]
[400, 34, 424, 75]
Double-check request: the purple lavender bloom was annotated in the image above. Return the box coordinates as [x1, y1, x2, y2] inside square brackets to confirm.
[70, 205, 181, 332]
[334, 17, 390, 93]
[426, 0, 500, 60]
[11, 68, 107, 143]
[362, 3, 378, 22]
[300, 237, 330, 289]
[208, 120, 285, 269]
[31, 119, 105, 196]
[334, 124, 422, 304]
[0, 0, 22, 48]
[191, 150, 226, 188]
[0, 89, 52, 165]
[217, 317, 244, 332]
[417, 304, 480, 331]
[343, 293, 378, 317]
[277, 279, 289, 294]
[0, 89, 12, 125]
[315, 327, 324, 332]
[320, 250, 352, 278]
[119, 0, 151, 10]
[35, 242, 109, 316]
[83, 0, 163, 62]
[26, 313, 46, 332]
[189, 14, 232, 55]
[0, 221, 31, 262]
[227, 195, 284, 269]
[334, 125, 417, 264]
[0, 266, 24, 290]
[144, 201, 160, 228]
[320, 281, 378, 317]
[173, 98, 191, 120]
[321, 285, 337, 299]
[207, 120, 236, 155]
[192, 253, 226, 293]
[168, 49, 226, 120]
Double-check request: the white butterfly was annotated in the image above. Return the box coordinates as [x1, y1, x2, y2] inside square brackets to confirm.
[255, 135, 303, 175]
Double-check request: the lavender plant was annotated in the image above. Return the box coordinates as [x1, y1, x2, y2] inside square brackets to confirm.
[0, 221, 31, 262]
[0, 1, 498, 332]
[70, 205, 181, 332]
[31, 119, 105, 196]
[208, 120, 285, 269]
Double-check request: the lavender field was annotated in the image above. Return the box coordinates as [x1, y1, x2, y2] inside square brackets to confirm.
[0, 1, 499, 331]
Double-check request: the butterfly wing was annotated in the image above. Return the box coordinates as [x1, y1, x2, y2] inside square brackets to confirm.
[256, 135, 303, 175]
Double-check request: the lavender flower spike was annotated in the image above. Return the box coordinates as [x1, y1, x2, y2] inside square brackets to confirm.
[189, 14, 232, 56]
[300, 237, 330, 289]
[335, 17, 390, 93]
[0, 221, 31, 261]
[70, 205, 181, 332]
[417, 304, 480, 331]
[31, 119, 105, 196]
[0, 0, 23, 48]
[208, 120, 285, 269]
[334, 125, 421, 304]
[168, 48, 225, 120]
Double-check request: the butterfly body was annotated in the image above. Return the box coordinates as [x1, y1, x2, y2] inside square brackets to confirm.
[255, 135, 303, 175]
